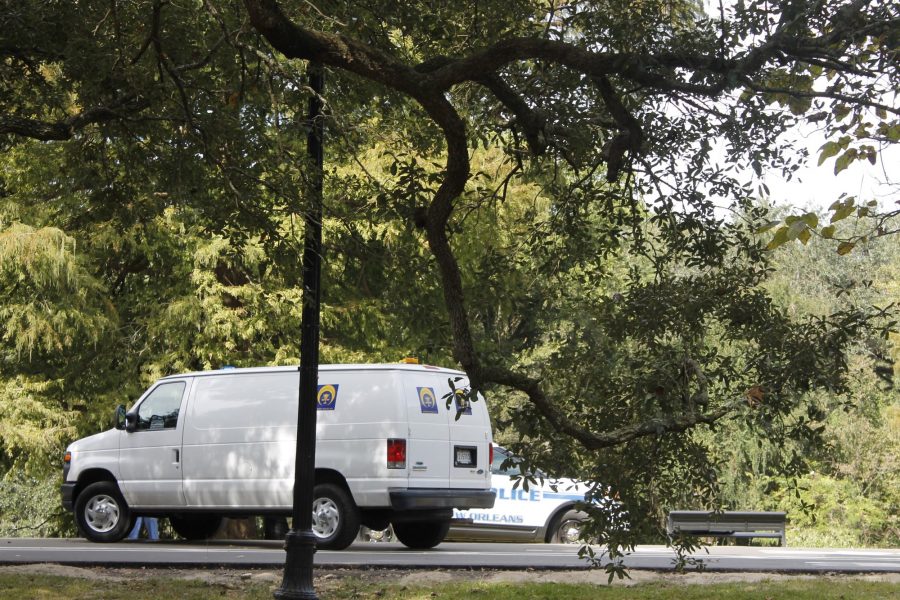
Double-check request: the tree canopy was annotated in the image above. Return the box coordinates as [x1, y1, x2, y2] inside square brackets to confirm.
[1, 0, 897, 562]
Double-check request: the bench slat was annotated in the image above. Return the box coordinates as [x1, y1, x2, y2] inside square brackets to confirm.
[666, 510, 787, 546]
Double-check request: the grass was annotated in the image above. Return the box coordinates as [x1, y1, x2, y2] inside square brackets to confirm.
[0, 574, 897, 600]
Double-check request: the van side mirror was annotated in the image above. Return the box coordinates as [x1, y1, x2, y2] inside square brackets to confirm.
[114, 405, 127, 430]
[124, 411, 137, 433]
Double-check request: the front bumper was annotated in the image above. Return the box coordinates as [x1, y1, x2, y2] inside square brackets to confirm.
[389, 488, 496, 510]
[61, 483, 77, 511]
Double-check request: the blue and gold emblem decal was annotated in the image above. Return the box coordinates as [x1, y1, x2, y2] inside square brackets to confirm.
[454, 389, 473, 416]
[317, 384, 338, 410]
[418, 387, 438, 414]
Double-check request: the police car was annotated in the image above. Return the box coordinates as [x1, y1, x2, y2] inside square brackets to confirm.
[445, 446, 592, 544]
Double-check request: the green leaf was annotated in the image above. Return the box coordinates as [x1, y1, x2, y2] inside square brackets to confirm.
[836, 242, 855, 255]
[817, 141, 841, 166]
[786, 220, 808, 241]
[766, 226, 790, 250]
[834, 150, 854, 175]
[828, 197, 850, 211]
[885, 125, 900, 143]
[820, 225, 836, 239]
[830, 200, 856, 223]
[756, 220, 781, 234]
[799, 212, 818, 229]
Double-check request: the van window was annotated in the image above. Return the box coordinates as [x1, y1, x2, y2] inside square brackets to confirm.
[136, 382, 186, 431]
[491, 447, 546, 479]
[491, 447, 521, 476]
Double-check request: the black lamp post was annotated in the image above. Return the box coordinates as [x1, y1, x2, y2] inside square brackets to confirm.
[275, 62, 325, 600]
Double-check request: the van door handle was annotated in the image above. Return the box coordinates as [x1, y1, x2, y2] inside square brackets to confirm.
[173, 449, 180, 465]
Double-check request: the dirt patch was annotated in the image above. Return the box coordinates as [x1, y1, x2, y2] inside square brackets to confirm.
[0, 564, 127, 582]
[2, 564, 898, 589]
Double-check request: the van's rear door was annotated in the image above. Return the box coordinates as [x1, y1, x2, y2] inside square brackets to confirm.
[402, 369, 451, 489]
[402, 367, 492, 492]
[443, 376, 493, 491]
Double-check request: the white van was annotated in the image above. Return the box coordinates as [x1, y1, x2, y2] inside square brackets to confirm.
[60, 363, 495, 549]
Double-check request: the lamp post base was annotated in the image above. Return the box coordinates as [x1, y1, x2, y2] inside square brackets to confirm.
[274, 529, 318, 600]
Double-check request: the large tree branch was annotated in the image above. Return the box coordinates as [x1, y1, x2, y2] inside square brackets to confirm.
[243, 0, 425, 97]
[594, 75, 644, 182]
[742, 81, 900, 116]
[474, 74, 548, 156]
[481, 364, 735, 450]
[403, 94, 481, 383]
[0, 97, 145, 141]
[244, 0, 891, 115]
[241, 0, 894, 456]
[244, 0, 484, 381]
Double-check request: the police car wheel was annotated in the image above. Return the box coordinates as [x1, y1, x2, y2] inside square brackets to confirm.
[392, 520, 450, 549]
[312, 483, 360, 550]
[74, 481, 133, 543]
[549, 510, 585, 544]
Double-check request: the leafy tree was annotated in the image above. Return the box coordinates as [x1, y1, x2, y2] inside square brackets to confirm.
[712, 225, 899, 547]
[1, 0, 897, 568]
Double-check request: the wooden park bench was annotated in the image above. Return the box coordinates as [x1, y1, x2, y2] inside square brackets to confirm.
[667, 511, 787, 546]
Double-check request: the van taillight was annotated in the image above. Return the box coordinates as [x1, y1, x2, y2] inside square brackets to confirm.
[489, 443, 493, 467]
[387, 439, 406, 469]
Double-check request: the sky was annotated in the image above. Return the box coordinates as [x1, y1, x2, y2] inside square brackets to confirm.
[698, 0, 898, 215]
[761, 127, 899, 213]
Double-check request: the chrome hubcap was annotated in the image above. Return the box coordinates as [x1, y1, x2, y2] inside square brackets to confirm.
[311, 497, 340, 539]
[559, 520, 582, 544]
[85, 494, 120, 533]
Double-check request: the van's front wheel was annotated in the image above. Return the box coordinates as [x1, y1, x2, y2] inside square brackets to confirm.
[170, 515, 224, 540]
[393, 520, 450, 549]
[312, 483, 360, 550]
[74, 481, 133, 543]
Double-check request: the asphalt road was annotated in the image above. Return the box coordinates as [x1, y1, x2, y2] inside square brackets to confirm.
[1, 539, 899, 573]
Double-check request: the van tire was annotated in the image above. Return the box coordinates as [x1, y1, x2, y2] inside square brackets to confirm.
[170, 515, 224, 540]
[312, 483, 360, 550]
[74, 481, 133, 543]
[393, 520, 450, 549]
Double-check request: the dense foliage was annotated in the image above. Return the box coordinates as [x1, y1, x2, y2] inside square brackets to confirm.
[0, 0, 897, 565]
[714, 229, 899, 548]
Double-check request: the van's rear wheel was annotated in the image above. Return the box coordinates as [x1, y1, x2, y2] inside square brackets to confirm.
[74, 481, 133, 543]
[393, 520, 450, 549]
[312, 483, 360, 550]
[170, 515, 224, 540]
